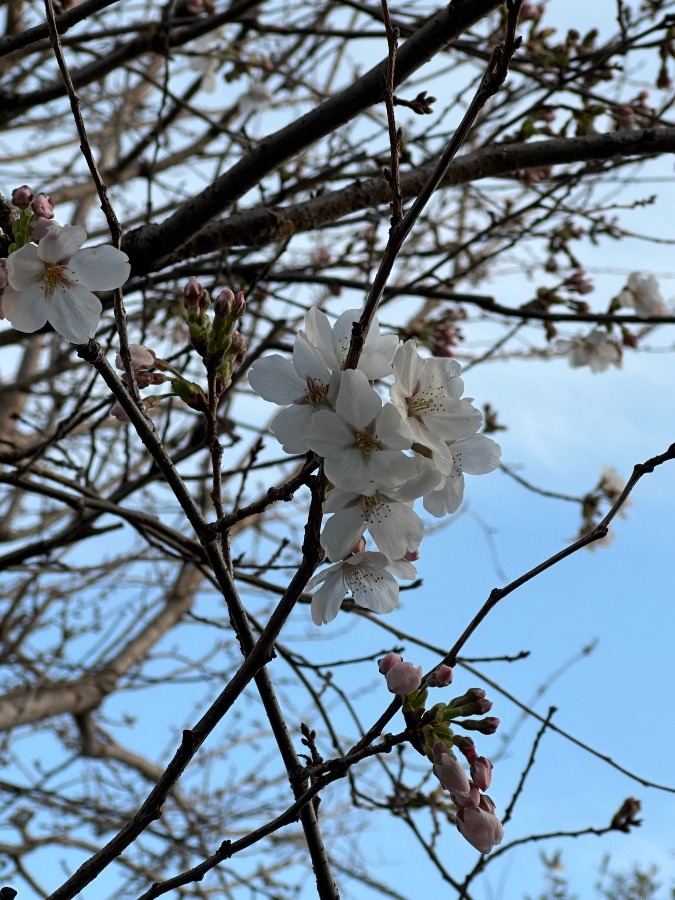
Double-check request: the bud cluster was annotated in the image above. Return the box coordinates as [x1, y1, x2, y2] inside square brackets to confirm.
[377, 654, 503, 855]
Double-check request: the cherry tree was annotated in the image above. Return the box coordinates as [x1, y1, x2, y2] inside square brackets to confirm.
[0, 0, 674, 897]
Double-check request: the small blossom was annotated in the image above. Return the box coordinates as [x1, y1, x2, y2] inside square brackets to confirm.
[564, 268, 594, 295]
[115, 343, 157, 372]
[618, 272, 668, 318]
[2, 224, 130, 343]
[385, 661, 423, 696]
[557, 329, 622, 373]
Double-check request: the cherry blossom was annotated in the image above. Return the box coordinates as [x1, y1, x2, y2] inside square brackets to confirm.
[2, 224, 130, 343]
[305, 368, 416, 494]
[557, 329, 621, 373]
[424, 433, 502, 517]
[306, 548, 415, 625]
[389, 340, 483, 453]
[248, 332, 337, 453]
[385, 660, 423, 695]
[456, 797, 504, 854]
[618, 272, 668, 318]
[303, 305, 399, 380]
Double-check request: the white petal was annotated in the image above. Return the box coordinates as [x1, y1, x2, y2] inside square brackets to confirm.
[303, 305, 337, 368]
[68, 245, 130, 290]
[6, 243, 44, 290]
[387, 558, 417, 580]
[374, 403, 412, 449]
[324, 450, 379, 494]
[336, 369, 381, 429]
[366, 450, 417, 489]
[269, 404, 316, 453]
[368, 500, 423, 561]
[292, 332, 332, 382]
[1, 283, 48, 333]
[37, 224, 86, 264]
[48, 282, 102, 343]
[351, 567, 399, 614]
[310, 567, 348, 625]
[249, 354, 306, 404]
[321, 507, 367, 561]
[452, 434, 502, 475]
[305, 409, 354, 457]
[423, 473, 465, 517]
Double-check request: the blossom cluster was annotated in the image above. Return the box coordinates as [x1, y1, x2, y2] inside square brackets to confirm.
[378, 652, 503, 855]
[248, 306, 501, 625]
[0, 185, 130, 344]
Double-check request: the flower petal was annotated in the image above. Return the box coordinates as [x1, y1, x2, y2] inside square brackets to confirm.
[37, 224, 86, 264]
[48, 282, 102, 343]
[1, 283, 48, 333]
[6, 243, 44, 290]
[248, 354, 306, 404]
[68, 245, 130, 290]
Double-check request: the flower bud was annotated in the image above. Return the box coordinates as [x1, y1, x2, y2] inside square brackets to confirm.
[458, 717, 500, 735]
[429, 664, 453, 687]
[470, 756, 493, 792]
[30, 217, 60, 242]
[31, 193, 54, 219]
[12, 185, 33, 208]
[433, 749, 471, 795]
[451, 783, 481, 810]
[377, 652, 402, 675]
[115, 343, 157, 372]
[456, 806, 504, 854]
[385, 661, 422, 696]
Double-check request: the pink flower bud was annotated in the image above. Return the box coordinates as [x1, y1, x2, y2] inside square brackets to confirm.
[433, 750, 471, 795]
[429, 665, 453, 687]
[456, 806, 504, 854]
[115, 343, 157, 372]
[377, 652, 402, 675]
[454, 736, 477, 762]
[230, 329, 247, 367]
[403, 548, 420, 562]
[12, 185, 33, 208]
[452, 783, 481, 810]
[31, 193, 54, 219]
[110, 401, 131, 422]
[385, 661, 422, 696]
[470, 757, 493, 792]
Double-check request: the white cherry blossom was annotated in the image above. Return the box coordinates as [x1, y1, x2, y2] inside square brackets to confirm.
[248, 333, 337, 453]
[320, 485, 425, 562]
[2, 224, 130, 344]
[303, 305, 399, 379]
[557, 329, 621, 373]
[618, 272, 668, 318]
[305, 368, 416, 494]
[306, 549, 415, 625]
[390, 340, 483, 452]
[424, 433, 502, 518]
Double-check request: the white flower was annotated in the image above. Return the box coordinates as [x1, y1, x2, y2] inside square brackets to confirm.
[390, 340, 483, 452]
[2, 225, 130, 344]
[303, 306, 399, 380]
[305, 368, 416, 494]
[248, 333, 337, 453]
[618, 272, 668, 318]
[306, 549, 415, 625]
[320, 484, 425, 562]
[423, 433, 502, 518]
[557, 329, 621, 373]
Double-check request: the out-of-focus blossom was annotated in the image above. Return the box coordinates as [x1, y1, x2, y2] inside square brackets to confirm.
[12, 185, 33, 208]
[618, 272, 668, 318]
[556, 328, 622, 373]
[31, 193, 54, 219]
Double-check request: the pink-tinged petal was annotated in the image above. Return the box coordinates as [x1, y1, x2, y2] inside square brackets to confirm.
[37, 224, 87, 264]
[1, 283, 48, 333]
[48, 282, 101, 343]
[68, 245, 130, 290]
[292, 333, 331, 383]
[321, 507, 366, 561]
[269, 404, 316, 453]
[248, 355, 306, 404]
[6, 243, 44, 290]
[335, 369, 381, 428]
